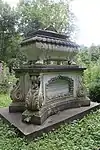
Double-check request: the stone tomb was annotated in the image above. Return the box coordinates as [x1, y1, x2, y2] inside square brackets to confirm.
[8, 27, 90, 126]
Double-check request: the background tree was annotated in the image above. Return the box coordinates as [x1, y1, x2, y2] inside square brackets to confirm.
[0, 0, 76, 64]
[0, 0, 20, 64]
[17, 0, 76, 38]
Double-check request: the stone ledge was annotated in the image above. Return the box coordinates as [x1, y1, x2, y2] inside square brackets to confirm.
[14, 65, 86, 74]
[0, 102, 100, 139]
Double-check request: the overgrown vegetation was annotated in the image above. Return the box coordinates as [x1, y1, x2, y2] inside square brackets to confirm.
[89, 78, 100, 103]
[77, 45, 100, 102]
[0, 64, 16, 94]
[0, 94, 100, 150]
[0, 94, 11, 107]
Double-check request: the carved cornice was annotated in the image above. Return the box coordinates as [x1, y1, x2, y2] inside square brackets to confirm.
[14, 65, 86, 74]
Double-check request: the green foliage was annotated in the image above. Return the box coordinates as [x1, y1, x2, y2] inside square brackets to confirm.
[77, 50, 90, 66]
[17, 0, 76, 38]
[77, 44, 100, 104]
[0, 64, 9, 94]
[0, 80, 9, 94]
[84, 63, 100, 88]
[89, 78, 100, 103]
[78, 45, 100, 65]
[77, 45, 100, 90]
[0, 94, 11, 107]
[89, 44, 100, 62]
[0, 64, 17, 94]
[0, 94, 100, 150]
[0, 0, 20, 63]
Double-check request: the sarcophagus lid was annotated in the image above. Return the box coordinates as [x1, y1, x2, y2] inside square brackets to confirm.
[20, 26, 79, 62]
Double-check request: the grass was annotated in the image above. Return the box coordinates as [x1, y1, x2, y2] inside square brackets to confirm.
[0, 94, 11, 107]
[0, 94, 100, 150]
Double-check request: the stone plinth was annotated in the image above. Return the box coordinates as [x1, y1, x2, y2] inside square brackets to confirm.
[1, 102, 100, 138]
[9, 65, 90, 125]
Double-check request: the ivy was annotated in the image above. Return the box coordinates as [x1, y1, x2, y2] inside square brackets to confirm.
[0, 94, 100, 150]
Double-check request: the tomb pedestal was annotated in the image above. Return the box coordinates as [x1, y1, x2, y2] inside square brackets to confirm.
[9, 65, 90, 125]
[9, 28, 90, 125]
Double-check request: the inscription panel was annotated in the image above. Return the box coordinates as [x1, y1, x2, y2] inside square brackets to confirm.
[45, 76, 73, 101]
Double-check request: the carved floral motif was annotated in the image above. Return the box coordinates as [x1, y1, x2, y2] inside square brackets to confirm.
[25, 76, 43, 111]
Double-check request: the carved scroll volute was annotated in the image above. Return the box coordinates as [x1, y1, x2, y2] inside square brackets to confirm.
[10, 80, 24, 102]
[76, 76, 86, 98]
[25, 76, 44, 111]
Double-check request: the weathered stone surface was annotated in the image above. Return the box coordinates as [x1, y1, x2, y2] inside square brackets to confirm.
[25, 76, 43, 111]
[20, 29, 79, 62]
[22, 98, 90, 125]
[10, 80, 24, 103]
[9, 28, 89, 126]
[1, 102, 100, 138]
[9, 65, 90, 125]
[45, 75, 73, 101]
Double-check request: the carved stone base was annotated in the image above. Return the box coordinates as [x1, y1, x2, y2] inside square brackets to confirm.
[22, 98, 90, 125]
[9, 65, 90, 125]
[9, 102, 25, 113]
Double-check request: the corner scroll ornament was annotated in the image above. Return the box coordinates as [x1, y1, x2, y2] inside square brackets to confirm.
[76, 76, 86, 98]
[10, 80, 24, 102]
[25, 76, 43, 111]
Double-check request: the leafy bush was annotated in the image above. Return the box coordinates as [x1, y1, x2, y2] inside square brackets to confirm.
[89, 78, 100, 103]
[0, 80, 9, 94]
[0, 94, 11, 107]
[0, 64, 16, 94]
[84, 62, 100, 88]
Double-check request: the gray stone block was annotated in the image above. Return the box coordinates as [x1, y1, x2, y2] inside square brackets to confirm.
[9, 102, 25, 113]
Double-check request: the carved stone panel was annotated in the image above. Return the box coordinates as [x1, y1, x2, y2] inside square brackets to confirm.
[45, 75, 73, 101]
[25, 75, 44, 111]
[76, 76, 86, 98]
[10, 80, 24, 102]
